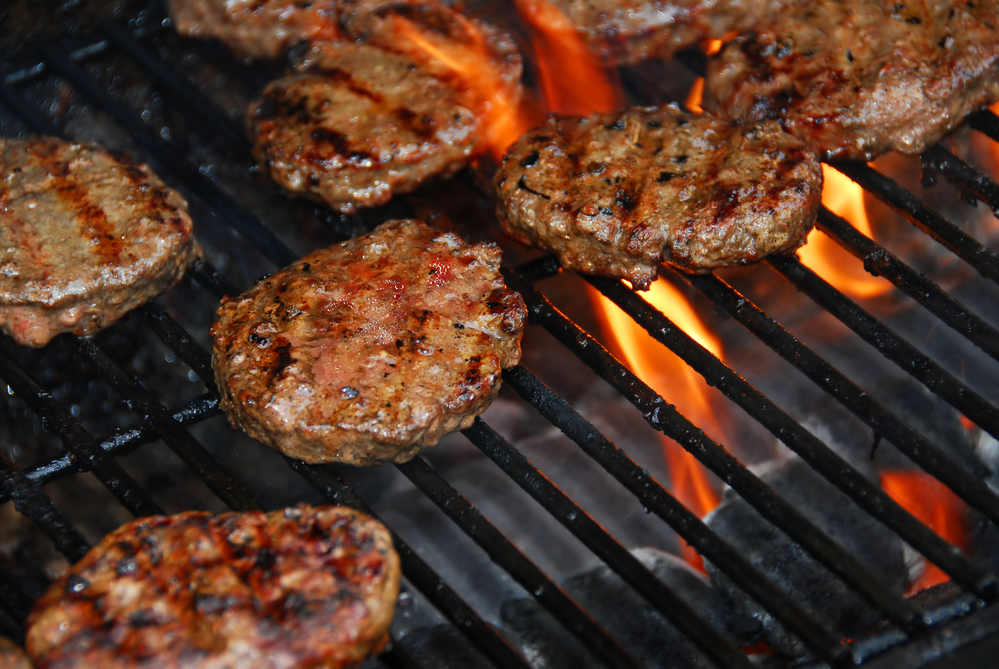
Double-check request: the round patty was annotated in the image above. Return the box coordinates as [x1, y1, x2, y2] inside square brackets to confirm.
[248, 39, 480, 213]
[703, 0, 999, 160]
[168, 0, 340, 60]
[495, 104, 821, 289]
[211, 219, 526, 465]
[0, 137, 201, 348]
[26, 505, 400, 669]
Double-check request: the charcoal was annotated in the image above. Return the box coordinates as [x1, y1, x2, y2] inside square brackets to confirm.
[704, 456, 907, 659]
[501, 597, 602, 669]
[397, 624, 498, 669]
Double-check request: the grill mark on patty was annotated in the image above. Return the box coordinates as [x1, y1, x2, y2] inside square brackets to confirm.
[52, 176, 123, 266]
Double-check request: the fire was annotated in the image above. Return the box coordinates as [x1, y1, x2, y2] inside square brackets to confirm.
[704, 39, 723, 56]
[382, 14, 531, 160]
[685, 77, 705, 114]
[591, 279, 723, 570]
[880, 471, 969, 593]
[512, 0, 624, 115]
[797, 164, 893, 299]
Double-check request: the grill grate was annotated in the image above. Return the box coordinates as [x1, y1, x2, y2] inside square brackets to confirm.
[2, 2, 999, 666]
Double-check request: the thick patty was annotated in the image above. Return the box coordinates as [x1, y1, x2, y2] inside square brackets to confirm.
[495, 104, 821, 289]
[548, 0, 777, 65]
[25, 505, 400, 669]
[211, 219, 526, 465]
[0, 137, 201, 348]
[248, 39, 480, 213]
[703, 0, 999, 160]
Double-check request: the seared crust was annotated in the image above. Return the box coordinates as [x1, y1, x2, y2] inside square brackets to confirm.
[551, 0, 775, 65]
[703, 0, 999, 160]
[168, 0, 340, 59]
[248, 40, 480, 213]
[211, 219, 526, 465]
[0, 137, 201, 348]
[495, 105, 821, 289]
[0, 639, 33, 669]
[25, 505, 400, 669]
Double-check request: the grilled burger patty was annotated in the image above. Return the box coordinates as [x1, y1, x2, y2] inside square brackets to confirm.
[704, 0, 999, 160]
[248, 39, 480, 213]
[495, 104, 821, 289]
[168, 0, 340, 59]
[26, 505, 400, 669]
[211, 219, 526, 465]
[0, 137, 200, 348]
[550, 0, 777, 65]
[0, 639, 33, 669]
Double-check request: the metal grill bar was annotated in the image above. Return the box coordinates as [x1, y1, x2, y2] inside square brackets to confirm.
[462, 417, 753, 668]
[585, 273, 982, 617]
[970, 110, 999, 147]
[395, 455, 645, 669]
[812, 207, 999, 369]
[678, 269, 999, 541]
[921, 144, 999, 218]
[503, 270, 849, 663]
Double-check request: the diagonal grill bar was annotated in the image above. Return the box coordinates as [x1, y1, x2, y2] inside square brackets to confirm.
[921, 144, 999, 218]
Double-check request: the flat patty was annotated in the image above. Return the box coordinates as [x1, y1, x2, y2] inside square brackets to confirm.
[169, 0, 340, 59]
[0, 137, 201, 348]
[703, 0, 999, 159]
[550, 0, 773, 65]
[495, 104, 821, 289]
[211, 219, 526, 465]
[26, 505, 400, 669]
[248, 40, 480, 213]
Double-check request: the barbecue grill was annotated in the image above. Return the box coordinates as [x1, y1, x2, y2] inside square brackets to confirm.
[2, 1, 999, 666]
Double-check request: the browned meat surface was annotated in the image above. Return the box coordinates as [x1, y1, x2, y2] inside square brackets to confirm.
[211, 219, 526, 465]
[168, 0, 340, 59]
[26, 505, 400, 669]
[703, 0, 999, 160]
[248, 39, 480, 213]
[0, 639, 33, 669]
[0, 137, 201, 348]
[495, 105, 821, 289]
[547, 0, 776, 65]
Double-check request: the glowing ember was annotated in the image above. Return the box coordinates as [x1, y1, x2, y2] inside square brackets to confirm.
[382, 14, 530, 160]
[685, 77, 705, 114]
[591, 279, 723, 570]
[798, 164, 893, 299]
[512, 0, 624, 115]
[703, 39, 723, 55]
[880, 471, 969, 594]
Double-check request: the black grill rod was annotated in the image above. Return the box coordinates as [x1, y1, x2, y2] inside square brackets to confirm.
[71, 338, 263, 513]
[285, 460, 533, 669]
[101, 21, 248, 149]
[677, 269, 999, 536]
[921, 144, 999, 218]
[463, 417, 753, 668]
[768, 235, 999, 441]
[0, 346, 163, 518]
[813, 207, 999, 369]
[829, 160, 999, 285]
[586, 274, 993, 607]
[395, 455, 646, 669]
[969, 109, 999, 150]
[0, 78, 63, 137]
[34, 39, 298, 269]
[140, 303, 216, 389]
[503, 271, 866, 666]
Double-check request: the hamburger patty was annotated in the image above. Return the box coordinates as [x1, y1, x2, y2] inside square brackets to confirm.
[26, 505, 400, 669]
[547, 0, 776, 65]
[0, 137, 201, 348]
[495, 104, 821, 289]
[168, 0, 340, 59]
[0, 639, 33, 669]
[703, 0, 999, 160]
[248, 39, 480, 213]
[211, 219, 526, 465]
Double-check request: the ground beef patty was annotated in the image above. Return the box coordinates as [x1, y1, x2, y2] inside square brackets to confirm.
[0, 639, 33, 669]
[211, 219, 526, 465]
[168, 0, 340, 59]
[703, 0, 999, 160]
[0, 137, 201, 348]
[495, 104, 821, 289]
[248, 39, 480, 213]
[25, 505, 399, 669]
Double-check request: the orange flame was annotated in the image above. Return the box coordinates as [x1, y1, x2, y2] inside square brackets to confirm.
[512, 0, 625, 115]
[880, 471, 969, 594]
[798, 165, 893, 299]
[591, 279, 722, 570]
[382, 14, 530, 160]
[685, 77, 705, 114]
[703, 39, 723, 56]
